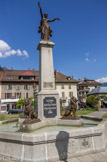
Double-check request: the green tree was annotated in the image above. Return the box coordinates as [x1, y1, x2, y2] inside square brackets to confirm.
[16, 97, 35, 108]
[86, 95, 98, 109]
[16, 99, 25, 108]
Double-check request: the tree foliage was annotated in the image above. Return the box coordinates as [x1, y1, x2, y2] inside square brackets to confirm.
[86, 95, 98, 109]
[16, 97, 35, 108]
[16, 99, 25, 108]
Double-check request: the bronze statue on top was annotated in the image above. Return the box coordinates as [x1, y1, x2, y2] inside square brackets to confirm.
[38, 1, 60, 40]
[63, 96, 78, 118]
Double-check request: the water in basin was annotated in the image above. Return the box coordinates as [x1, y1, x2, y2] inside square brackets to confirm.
[30, 119, 100, 134]
[0, 119, 100, 133]
[0, 122, 19, 133]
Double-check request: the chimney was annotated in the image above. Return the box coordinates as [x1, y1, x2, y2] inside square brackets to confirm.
[3, 67, 7, 71]
[71, 75, 74, 80]
[33, 68, 35, 71]
[28, 68, 30, 71]
[54, 70, 58, 78]
[11, 67, 13, 70]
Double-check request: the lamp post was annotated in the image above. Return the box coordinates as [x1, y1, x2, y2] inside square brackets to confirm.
[33, 83, 37, 112]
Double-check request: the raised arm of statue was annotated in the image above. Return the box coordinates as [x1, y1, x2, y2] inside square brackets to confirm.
[48, 17, 60, 22]
[38, 1, 43, 18]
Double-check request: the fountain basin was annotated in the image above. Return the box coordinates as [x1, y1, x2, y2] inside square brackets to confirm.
[20, 118, 83, 132]
[0, 117, 107, 161]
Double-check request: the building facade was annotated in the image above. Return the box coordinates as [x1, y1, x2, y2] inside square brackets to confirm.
[0, 69, 77, 112]
[55, 72, 77, 106]
[77, 78, 101, 102]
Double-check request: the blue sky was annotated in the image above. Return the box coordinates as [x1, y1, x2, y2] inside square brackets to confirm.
[0, 0, 107, 82]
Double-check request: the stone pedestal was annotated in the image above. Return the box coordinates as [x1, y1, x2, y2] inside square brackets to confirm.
[37, 40, 60, 120]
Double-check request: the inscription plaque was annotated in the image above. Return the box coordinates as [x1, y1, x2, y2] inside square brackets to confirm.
[43, 97, 57, 118]
[43, 82, 53, 88]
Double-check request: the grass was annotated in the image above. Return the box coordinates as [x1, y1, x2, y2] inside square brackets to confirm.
[0, 115, 5, 121]
[61, 108, 95, 116]
[0, 114, 22, 121]
[102, 113, 107, 118]
[76, 109, 95, 115]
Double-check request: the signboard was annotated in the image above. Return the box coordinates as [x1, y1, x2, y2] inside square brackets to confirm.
[43, 97, 57, 118]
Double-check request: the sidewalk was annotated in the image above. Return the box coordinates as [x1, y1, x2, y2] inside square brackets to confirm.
[66, 149, 107, 162]
[85, 108, 107, 118]
[2, 149, 107, 162]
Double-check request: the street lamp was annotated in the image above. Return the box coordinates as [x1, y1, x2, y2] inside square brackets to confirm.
[33, 83, 37, 112]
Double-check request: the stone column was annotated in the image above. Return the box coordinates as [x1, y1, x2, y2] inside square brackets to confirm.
[37, 40, 60, 120]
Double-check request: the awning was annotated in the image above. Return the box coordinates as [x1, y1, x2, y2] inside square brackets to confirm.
[103, 100, 107, 104]
[1, 99, 19, 104]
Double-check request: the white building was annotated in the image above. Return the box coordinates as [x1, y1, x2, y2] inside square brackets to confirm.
[55, 71, 77, 106]
[78, 78, 101, 102]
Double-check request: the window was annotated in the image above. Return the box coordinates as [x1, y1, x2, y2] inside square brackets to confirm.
[16, 85, 20, 90]
[24, 85, 29, 90]
[69, 85, 71, 89]
[61, 85, 64, 89]
[5, 93, 12, 99]
[7, 85, 12, 90]
[6, 76, 13, 80]
[79, 92, 81, 96]
[69, 92, 73, 97]
[15, 93, 21, 99]
[20, 76, 35, 80]
[26, 93, 28, 99]
[62, 92, 65, 98]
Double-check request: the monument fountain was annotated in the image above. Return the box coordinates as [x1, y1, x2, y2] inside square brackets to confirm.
[0, 2, 107, 161]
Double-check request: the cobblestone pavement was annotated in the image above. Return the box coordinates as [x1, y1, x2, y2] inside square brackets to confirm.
[85, 108, 107, 118]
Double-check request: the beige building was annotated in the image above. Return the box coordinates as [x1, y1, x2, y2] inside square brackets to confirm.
[55, 71, 77, 106]
[0, 69, 77, 112]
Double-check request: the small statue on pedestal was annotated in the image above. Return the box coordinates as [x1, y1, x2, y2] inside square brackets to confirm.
[63, 96, 78, 118]
[22, 98, 37, 121]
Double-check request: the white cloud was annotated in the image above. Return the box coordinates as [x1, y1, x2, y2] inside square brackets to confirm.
[17, 49, 22, 56]
[86, 58, 89, 62]
[85, 52, 96, 63]
[85, 52, 89, 56]
[96, 77, 107, 83]
[23, 50, 29, 58]
[93, 58, 96, 62]
[0, 40, 29, 58]
[4, 50, 17, 57]
[0, 40, 11, 51]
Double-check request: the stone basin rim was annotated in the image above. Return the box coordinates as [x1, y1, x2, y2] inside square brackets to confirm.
[0, 116, 104, 137]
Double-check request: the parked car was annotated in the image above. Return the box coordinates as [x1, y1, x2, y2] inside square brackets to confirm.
[78, 102, 87, 109]
[8, 109, 23, 114]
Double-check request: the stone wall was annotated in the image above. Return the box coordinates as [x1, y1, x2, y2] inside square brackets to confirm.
[0, 120, 107, 161]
